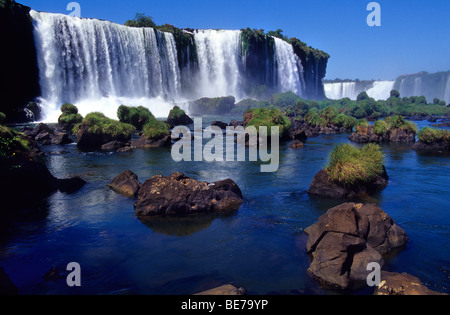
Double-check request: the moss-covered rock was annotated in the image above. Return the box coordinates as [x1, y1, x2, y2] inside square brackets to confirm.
[58, 103, 83, 131]
[189, 96, 236, 116]
[166, 106, 193, 128]
[117, 105, 154, 130]
[244, 107, 292, 139]
[75, 112, 135, 150]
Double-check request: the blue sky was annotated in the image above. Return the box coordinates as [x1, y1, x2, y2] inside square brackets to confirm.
[21, 0, 450, 81]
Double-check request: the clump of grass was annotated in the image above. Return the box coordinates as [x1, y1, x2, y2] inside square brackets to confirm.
[384, 115, 418, 134]
[373, 120, 389, 135]
[418, 127, 450, 144]
[245, 107, 292, 137]
[326, 143, 385, 186]
[142, 119, 170, 140]
[355, 119, 369, 134]
[78, 112, 135, 139]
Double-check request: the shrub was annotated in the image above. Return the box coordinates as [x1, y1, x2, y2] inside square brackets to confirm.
[331, 114, 357, 129]
[125, 13, 156, 28]
[142, 119, 170, 140]
[355, 119, 369, 134]
[245, 107, 292, 138]
[80, 112, 135, 139]
[418, 127, 450, 144]
[390, 90, 400, 98]
[117, 105, 154, 130]
[61, 103, 79, 115]
[326, 143, 384, 186]
[373, 120, 389, 135]
[0, 125, 31, 159]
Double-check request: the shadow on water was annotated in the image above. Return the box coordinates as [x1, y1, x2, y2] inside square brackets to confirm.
[138, 212, 238, 237]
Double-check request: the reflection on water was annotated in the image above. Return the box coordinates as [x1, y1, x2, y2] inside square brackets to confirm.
[0, 118, 449, 294]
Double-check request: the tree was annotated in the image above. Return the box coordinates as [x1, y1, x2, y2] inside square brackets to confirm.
[125, 13, 156, 28]
[390, 90, 400, 98]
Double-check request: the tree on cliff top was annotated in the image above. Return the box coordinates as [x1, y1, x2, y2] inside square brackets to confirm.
[125, 13, 156, 28]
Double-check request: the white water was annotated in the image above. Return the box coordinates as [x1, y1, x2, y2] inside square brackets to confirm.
[445, 76, 450, 103]
[324, 82, 358, 100]
[31, 12, 310, 121]
[273, 37, 305, 95]
[194, 30, 242, 99]
[366, 81, 395, 100]
[31, 10, 182, 120]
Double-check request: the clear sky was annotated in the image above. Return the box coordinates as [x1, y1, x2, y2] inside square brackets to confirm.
[21, 0, 450, 81]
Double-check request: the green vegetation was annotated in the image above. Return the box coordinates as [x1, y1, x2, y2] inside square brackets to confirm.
[168, 106, 186, 121]
[244, 107, 292, 138]
[58, 103, 83, 130]
[0, 112, 6, 124]
[125, 13, 156, 28]
[0, 125, 30, 164]
[117, 105, 154, 130]
[142, 119, 170, 140]
[77, 112, 135, 139]
[418, 127, 450, 144]
[190, 96, 236, 115]
[326, 143, 385, 186]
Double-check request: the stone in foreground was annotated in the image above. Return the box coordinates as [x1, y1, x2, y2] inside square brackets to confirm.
[304, 203, 408, 290]
[374, 272, 447, 295]
[195, 284, 246, 296]
[134, 173, 243, 216]
[108, 170, 141, 198]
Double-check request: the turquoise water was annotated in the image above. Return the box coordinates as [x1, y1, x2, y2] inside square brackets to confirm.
[0, 118, 449, 295]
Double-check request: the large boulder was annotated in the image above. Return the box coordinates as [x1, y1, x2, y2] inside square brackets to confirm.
[189, 96, 235, 116]
[374, 272, 447, 295]
[308, 167, 389, 199]
[304, 203, 408, 289]
[108, 170, 141, 198]
[134, 173, 243, 216]
[166, 106, 193, 128]
[0, 267, 17, 295]
[195, 284, 246, 296]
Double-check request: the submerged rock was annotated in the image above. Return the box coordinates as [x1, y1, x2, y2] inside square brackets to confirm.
[305, 203, 408, 290]
[412, 141, 450, 151]
[195, 284, 246, 296]
[108, 170, 141, 198]
[134, 172, 243, 216]
[374, 272, 447, 295]
[307, 167, 389, 199]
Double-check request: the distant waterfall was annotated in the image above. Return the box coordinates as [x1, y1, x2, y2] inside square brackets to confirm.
[325, 81, 394, 101]
[324, 82, 357, 100]
[445, 76, 450, 103]
[366, 81, 395, 100]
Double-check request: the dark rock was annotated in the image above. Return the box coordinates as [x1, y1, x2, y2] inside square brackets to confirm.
[57, 176, 86, 194]
[307, 167, 389, 199]
[350, 126, 415, 144]
[189, 96, 235, 116]
[211, 121, 228, 130]
[101, 140, 128, 152]
[305, 203, 408, 289]
[229, 120, 245, 128]
[195, 284, 246, 296]
[0, 0, 41, 123]
[108, 170, 141, 198]
[43, 266, 61, 282]
[130, 135, 171, 148]
[0, 267, 17, 295]
[166, 108, 193, 128]
[374, 272, 447, 295]
[32, 123, 54, 138]
[412, 141, 450, 151]
[134, 173, 243, 216]
[290, 140, 304, 149]
[76, 122, 131, 150]
[50, 132, 73, 145]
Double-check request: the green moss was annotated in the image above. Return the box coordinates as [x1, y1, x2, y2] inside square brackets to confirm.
[0, 125, 30, 159]
[0, 112, 6, 124]
[82, 112, 135, 138]
[373, 120, 389, 135]
[168, 106, 186, 120]
[326, 143, 385, 186]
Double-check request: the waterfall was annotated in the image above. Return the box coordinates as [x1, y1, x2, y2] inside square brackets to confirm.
[30, 11, 312, 121]
[193, 30, 243, 99]
[273, 37, 304, 95]
[324, 82, 357, 100]
[31, 11, 181, 121]
[445, 75, 450, 104]
[366, 81, 395, 100]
